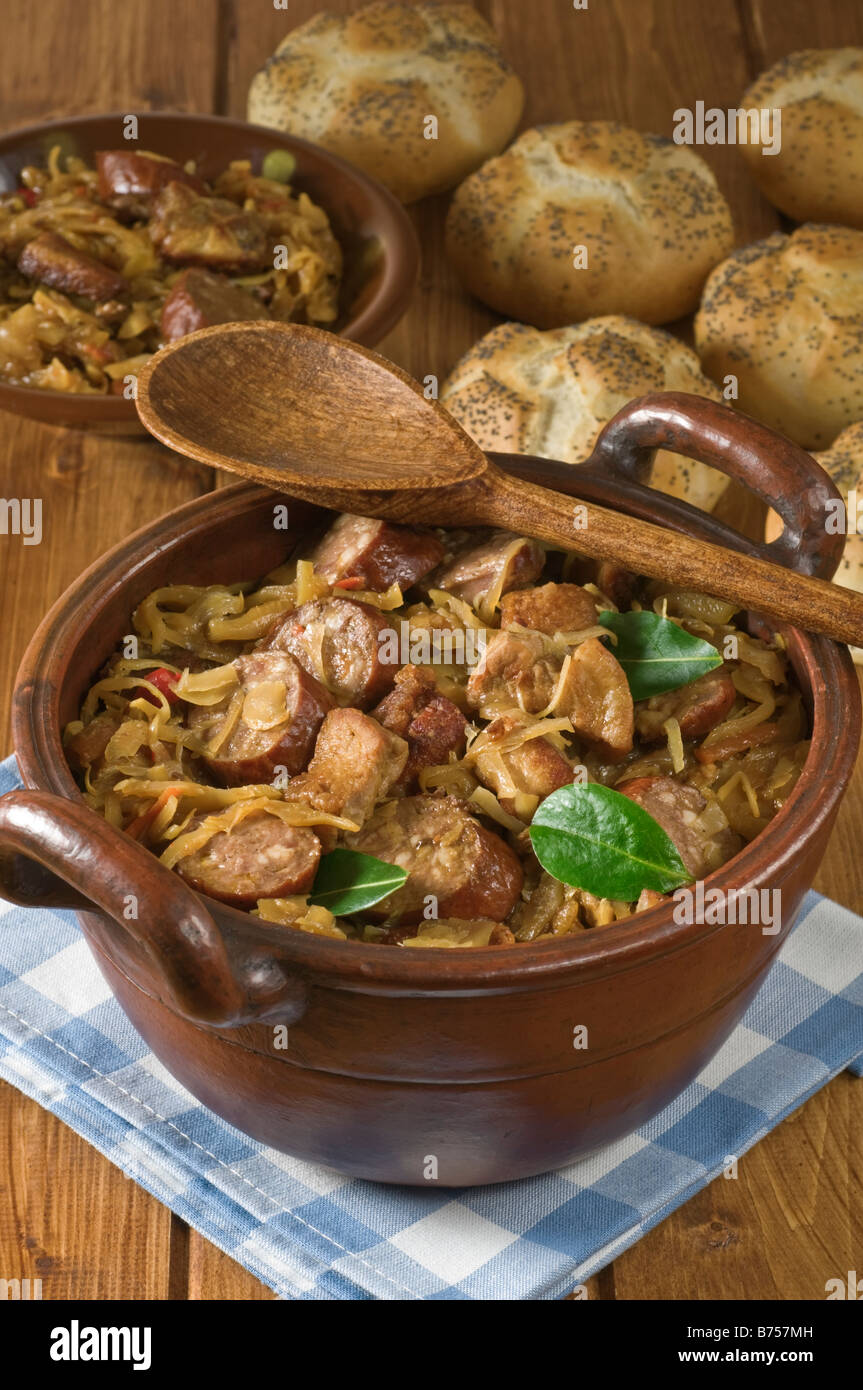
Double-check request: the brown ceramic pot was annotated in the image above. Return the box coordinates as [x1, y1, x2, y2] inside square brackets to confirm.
[0, 396, 858, 1185]
[0, 112, 419, 429]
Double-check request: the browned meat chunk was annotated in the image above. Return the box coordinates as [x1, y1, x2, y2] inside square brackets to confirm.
[174, 810, 320, 907]
[467, 632, 633, 757]
[96, 150, 205, 218]
[17, 232, 128, 301]
[64, 709, 122, 773]
[372, 664, 437, 735]
[187, 650, 333, 786]
[309, 513, 444, 592]
[347, 795, 524, 924]
[500, 582, 597, 635]
[431, 530, 544, 610]
[471, 714, 572, 816]
[149, 182, 268, 270]
[636, 668, 736, 744]
[262, 597, 395, 709]
[402, 699, 468, 781]
[160, 267, 268, 342]
[285, 707, 408, 830]
[617, 775, 742, 880]
[467, 630, 559, 716]
[372, 665, 467, 786]
[561, 638, 634, 758]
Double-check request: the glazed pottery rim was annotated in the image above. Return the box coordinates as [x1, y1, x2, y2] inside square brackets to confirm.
[0, 109, 419, 411]
[12, 472, 859, 990]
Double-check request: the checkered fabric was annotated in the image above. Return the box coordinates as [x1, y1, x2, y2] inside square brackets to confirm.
[0, 756, 860, 1300]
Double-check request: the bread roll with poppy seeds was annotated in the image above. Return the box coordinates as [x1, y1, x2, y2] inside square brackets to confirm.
[738, 49, 863, 228]
[441, 316, 729, 513]
[444, 121, 734, 327]
[247, 2, 524, 204]
[765, 419, 863, 663]
[695, 224, 863, 450]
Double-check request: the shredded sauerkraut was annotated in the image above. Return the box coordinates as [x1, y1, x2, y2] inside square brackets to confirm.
[0, 148, 342, 393]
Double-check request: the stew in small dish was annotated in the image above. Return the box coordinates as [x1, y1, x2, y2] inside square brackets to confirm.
[0, 146, 341, 393]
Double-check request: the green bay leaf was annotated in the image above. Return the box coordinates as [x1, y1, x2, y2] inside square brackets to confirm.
[598, 609, 723, 700]
[308, 848, 407, 916]
[529, 782, 692, 900]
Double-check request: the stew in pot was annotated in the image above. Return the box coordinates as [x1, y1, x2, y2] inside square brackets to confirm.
[65, 513, 809, 947]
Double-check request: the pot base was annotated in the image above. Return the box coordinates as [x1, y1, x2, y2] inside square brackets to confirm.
[85, 921, 770, 1187]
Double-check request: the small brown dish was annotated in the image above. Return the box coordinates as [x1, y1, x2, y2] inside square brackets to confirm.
[0, 396, 858, 1185]
[0, 111, 419, 429]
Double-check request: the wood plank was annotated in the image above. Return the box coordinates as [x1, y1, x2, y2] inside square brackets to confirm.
[4, 0, 221, 125]
[0, 1079, 172, 1298]
[746, 0, 863, 63]
[187, 1238, 277, 1300]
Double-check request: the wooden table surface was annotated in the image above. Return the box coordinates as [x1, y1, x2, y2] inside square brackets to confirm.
[1, 0, 861, 1301]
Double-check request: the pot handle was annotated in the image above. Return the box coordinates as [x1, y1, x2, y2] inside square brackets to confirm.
[581, 391, 845, 581]
[0, 789, 285, 1027]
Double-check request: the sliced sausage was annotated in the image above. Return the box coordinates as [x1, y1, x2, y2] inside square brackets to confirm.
[160, 267, 268, 342]
[560, 638, 634, 758]
[286, 707, 408, 831]
[17, 232, 128, 301]
[174, 810, 320, 907]
[500, 582, 597, 635]
[347, 795, 524, 924]
[149, 182, 268, 270]
[471, 714, 572, 816]
[262, 597, 395, 709]
[309, 513, 444, 592]
[636, 668, 736, 744]
[431, 529, 544, 609]
[373, 664, 467, 786]
[466, 630, 559, 717]
[187, 650, 333, 786]
[617, 775, 742, 880]
[96, 150, 205, 218]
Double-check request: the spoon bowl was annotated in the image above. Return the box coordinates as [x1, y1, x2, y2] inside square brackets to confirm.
[136, 321, 485, 493]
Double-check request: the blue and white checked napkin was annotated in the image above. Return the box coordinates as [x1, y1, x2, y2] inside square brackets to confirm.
[0, 756, 861, 1300]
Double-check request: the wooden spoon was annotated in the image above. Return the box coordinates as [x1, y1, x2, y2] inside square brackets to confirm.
[136, 321, 863, 647]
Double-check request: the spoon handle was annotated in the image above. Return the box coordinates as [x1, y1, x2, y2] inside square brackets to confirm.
[482, 467, 863, 647]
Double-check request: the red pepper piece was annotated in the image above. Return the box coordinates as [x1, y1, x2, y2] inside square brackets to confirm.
[135, 667, 180, 705]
